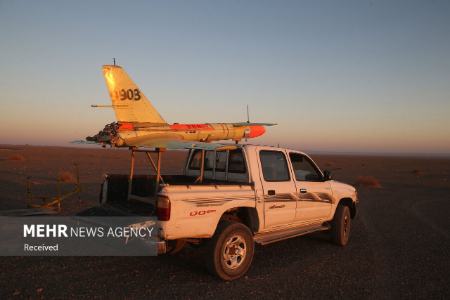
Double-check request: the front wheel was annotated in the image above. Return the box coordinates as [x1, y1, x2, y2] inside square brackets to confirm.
[205, 221, 254, 281]
[331, 204, 351, 246]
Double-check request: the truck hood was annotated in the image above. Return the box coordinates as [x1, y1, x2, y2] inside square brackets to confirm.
[330, 180, 357, 194]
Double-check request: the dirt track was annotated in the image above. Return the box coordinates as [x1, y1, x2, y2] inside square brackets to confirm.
[0, 146, 449, 299]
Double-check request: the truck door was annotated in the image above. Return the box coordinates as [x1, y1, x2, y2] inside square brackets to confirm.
[288, 152, 332, 223]
[259, 150, 297, 228]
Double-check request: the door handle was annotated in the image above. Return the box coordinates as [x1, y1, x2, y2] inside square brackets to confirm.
[268, 190, 276, 196]
[270, 204, 285, 209]
[300, 188, 307, 193]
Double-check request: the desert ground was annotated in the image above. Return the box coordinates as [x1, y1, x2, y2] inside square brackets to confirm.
[0, 145, 449, 299]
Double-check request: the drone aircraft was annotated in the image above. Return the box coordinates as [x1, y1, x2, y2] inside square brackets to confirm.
[84, 64, 275, 150]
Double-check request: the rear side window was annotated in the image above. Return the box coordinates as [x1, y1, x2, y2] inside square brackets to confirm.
[188, 149, 246, 174]
[260, 150, 290, 182]
[189, 150, 214, 170]
[189, 150, 202, 170]
[204, 151, 215, 171]
[228, 149, 246, 173]
[215, 151, 227, 172]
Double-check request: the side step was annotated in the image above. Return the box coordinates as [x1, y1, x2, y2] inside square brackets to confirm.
[254, 223, 331, 245]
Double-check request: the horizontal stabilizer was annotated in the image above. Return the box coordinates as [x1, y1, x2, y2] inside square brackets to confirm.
[91, 104, 129, 108]
[232, 122, 277, 127]
[70, 140, 99, 144]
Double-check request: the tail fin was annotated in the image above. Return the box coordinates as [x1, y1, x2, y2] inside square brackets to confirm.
[102, 65, 166, 124]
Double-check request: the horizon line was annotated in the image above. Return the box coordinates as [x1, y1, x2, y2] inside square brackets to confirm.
[1, 143, 449, 158]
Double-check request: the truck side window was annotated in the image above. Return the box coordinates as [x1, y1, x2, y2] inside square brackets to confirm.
[289, 153, 322, 181]
[215, 151, 227, 172]
[189, 150, 201, 170]
[260, 150, 290, 182]
[228, 149, 246, 173]
[189, 150, 210, 170]
[204, 151, 215, 171]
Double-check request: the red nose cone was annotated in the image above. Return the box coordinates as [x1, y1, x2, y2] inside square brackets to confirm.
[248, 125, 265, 138]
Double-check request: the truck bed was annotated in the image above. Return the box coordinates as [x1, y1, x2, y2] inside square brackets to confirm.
[77, 174, 252, 216]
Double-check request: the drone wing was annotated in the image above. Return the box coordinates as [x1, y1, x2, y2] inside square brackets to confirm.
[126, 138, 237, 151]
[231, 122, 277, 127]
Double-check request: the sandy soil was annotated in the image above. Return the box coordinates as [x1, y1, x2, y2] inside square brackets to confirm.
[0, 145, 187, 213]
[0, 145, 449, 298]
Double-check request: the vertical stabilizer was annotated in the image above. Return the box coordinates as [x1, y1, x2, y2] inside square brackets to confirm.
[102, 65, 166, 124]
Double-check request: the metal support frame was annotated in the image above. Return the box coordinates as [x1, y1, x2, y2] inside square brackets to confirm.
[194, 149, 205, 184]
[127, 148, 136, 199]
[127, 147, 166, 201]
[26, 164, 81, 212]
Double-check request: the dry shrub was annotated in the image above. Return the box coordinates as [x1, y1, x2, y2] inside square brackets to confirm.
[58, 171, 76, 183]
[29, 178, 54, 185]
[411, 169, 423, 176]
[355, 176, 381, 188]
[8, 154, 26, 161]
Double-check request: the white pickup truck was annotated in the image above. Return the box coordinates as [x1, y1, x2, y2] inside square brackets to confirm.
[98, 144, 358, 280]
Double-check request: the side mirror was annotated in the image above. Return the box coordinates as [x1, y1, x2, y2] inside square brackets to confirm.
[323, 170, 332, 181]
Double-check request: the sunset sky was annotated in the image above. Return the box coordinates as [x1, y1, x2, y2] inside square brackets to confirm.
[1, 0, 449, 155]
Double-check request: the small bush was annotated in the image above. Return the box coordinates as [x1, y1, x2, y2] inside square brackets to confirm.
[355, 176, 381, 188]
[58, 171, 76, 183]
[8, 154, 26, 161]
[411, 169, 423, 176]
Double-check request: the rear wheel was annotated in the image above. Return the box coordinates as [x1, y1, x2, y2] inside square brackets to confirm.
[331, 204, 351, 246]
[205, 221, 254, 280]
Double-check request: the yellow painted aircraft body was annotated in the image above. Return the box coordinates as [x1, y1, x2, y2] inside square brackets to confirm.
[85, 65, 275, 151]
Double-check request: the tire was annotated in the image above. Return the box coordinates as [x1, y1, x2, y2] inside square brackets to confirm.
[331, 204, 351, 246]
[205, 221, 254, 281]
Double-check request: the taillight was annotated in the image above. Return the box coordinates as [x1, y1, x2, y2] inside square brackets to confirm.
[157, 195, 171, 221]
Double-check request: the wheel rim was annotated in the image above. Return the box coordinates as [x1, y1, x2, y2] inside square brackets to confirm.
[222, 234, 247, 270]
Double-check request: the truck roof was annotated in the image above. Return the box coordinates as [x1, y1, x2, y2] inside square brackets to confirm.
[220, 143, 308, 156]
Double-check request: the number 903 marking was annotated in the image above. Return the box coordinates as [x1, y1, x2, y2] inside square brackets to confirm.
[115, 89, 141, 101]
